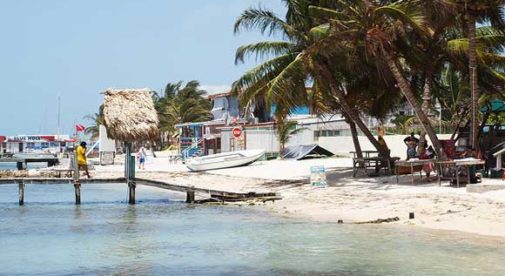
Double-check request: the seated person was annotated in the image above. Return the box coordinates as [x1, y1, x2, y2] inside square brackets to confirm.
[455, 148, 478, 184]
[378, 136, 390, 158]
[376, 136, 391, 174]
[404, 132, 419, 160]
[419, 143, 434, 179]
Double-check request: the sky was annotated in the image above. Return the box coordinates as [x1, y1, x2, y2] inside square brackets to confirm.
[0, 0, 286, 135]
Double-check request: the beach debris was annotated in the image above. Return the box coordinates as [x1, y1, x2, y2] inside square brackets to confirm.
[355, 217, 400, 224]
[409, 212, 415, 219]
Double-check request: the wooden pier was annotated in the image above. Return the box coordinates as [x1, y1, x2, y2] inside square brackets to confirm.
[0, 177, 281, 205]
[0, 156, 59, 170]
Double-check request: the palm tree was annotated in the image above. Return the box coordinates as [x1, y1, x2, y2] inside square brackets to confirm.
[275, 117, 307, 156]
[453, 0, 505, 150]
[153, 81, 212, 147]
[232, 0, 392, 157]
[309, 0, 450, 157]
[84, 104, 104, 140]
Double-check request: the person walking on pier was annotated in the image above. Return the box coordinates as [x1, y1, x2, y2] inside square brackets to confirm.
[76, 142, 91, 178]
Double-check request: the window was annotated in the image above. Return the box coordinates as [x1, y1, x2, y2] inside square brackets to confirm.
[314, 130, 341, 140]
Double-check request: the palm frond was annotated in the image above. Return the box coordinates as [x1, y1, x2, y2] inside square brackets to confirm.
[235, 41, 296, 64]
[374, 1, 428, 36]
[234, 7, 295, 37]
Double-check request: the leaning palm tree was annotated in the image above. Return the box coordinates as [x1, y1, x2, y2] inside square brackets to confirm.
[232, 0, 393, 157]
[309, 0, 448, 157]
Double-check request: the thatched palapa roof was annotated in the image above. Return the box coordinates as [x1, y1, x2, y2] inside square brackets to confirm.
[103, 88, 159, 142]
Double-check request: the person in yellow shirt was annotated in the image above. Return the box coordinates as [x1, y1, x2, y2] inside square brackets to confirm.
[76, 142, 91, 178]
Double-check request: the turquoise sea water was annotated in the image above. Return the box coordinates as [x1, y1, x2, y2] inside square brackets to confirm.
[0, 162, 47, 170]
[1, 183, 505, 275]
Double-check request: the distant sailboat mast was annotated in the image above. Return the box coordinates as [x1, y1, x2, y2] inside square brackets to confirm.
[57, 93, 61, 135]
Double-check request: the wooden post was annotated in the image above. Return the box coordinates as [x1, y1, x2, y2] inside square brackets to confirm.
[72, 152, 81, 205]
[74, 181, 81, 205]
[18, 180, 25, 205]
[128, 181, 136, 204]
[72, 152, 80, 181]
[125, 142, 136, 204]
[186, 190, 195, 203]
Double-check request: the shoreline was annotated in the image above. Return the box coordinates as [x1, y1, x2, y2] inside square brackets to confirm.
[2, 156, 505, 239]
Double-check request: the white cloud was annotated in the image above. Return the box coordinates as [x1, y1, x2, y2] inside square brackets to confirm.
[201, 85, 231, 95]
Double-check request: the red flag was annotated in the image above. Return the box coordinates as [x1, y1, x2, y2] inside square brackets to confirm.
[75, 124, 85, 132]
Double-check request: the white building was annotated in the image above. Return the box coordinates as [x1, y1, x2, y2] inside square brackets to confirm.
[1, 135, 76, 154]
[219, 114, 349, 156]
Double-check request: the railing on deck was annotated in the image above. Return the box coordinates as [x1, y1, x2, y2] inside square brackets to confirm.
[181, 138, 203, 160]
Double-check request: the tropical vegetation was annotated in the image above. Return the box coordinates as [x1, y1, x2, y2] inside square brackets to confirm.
[232, 0, 505, 159]
[84, 104, 105, 140]
[275, 118, 307, 156]
[152, 80, 212, 148]
[85, 81, 212, 149]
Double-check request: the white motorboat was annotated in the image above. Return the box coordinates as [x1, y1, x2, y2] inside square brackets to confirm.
[185, 149, 265, 172]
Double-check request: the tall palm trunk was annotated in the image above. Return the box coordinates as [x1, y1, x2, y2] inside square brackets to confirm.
[316, 62, 389, 157]
[417, 74, 432, 155]
[382, 51, 445, 159]
[467, 13, 479, 151]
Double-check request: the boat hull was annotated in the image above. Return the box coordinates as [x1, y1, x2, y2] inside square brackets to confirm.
[186, 149, 265, 172]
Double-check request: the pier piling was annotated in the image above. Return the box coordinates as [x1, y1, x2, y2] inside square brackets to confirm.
[125, 143, 136, 204]
[16, 162, 27, 170]
[74, 181, 81, 205]
[72, 152, 81, 205]
[186, 190, 195, 203]
[18, 181, 25, 205]
[128, 181, 136, 204]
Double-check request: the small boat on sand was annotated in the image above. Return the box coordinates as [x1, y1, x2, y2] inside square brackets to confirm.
[186, 149, 265, 172]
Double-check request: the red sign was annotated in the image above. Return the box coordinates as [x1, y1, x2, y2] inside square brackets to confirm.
[232, 127, 242, 138]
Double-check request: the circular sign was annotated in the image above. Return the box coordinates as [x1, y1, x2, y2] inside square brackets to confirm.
[232, 127, 242, 138]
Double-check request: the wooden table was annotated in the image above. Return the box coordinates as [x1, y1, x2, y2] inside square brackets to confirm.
[437, 159, 485, 188]
[395, 159, 436, 184]
[353, 157, 391, 177]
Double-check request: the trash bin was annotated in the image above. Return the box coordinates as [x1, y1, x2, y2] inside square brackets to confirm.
[490, 169, 503, 178]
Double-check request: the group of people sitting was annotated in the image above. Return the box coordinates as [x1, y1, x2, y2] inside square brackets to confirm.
[403, 132, 436, 179]
[403, 132, 436, 160]
[401, 132, 480, 183]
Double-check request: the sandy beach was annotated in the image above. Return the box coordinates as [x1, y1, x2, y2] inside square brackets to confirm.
[71, 154, 505, 239]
